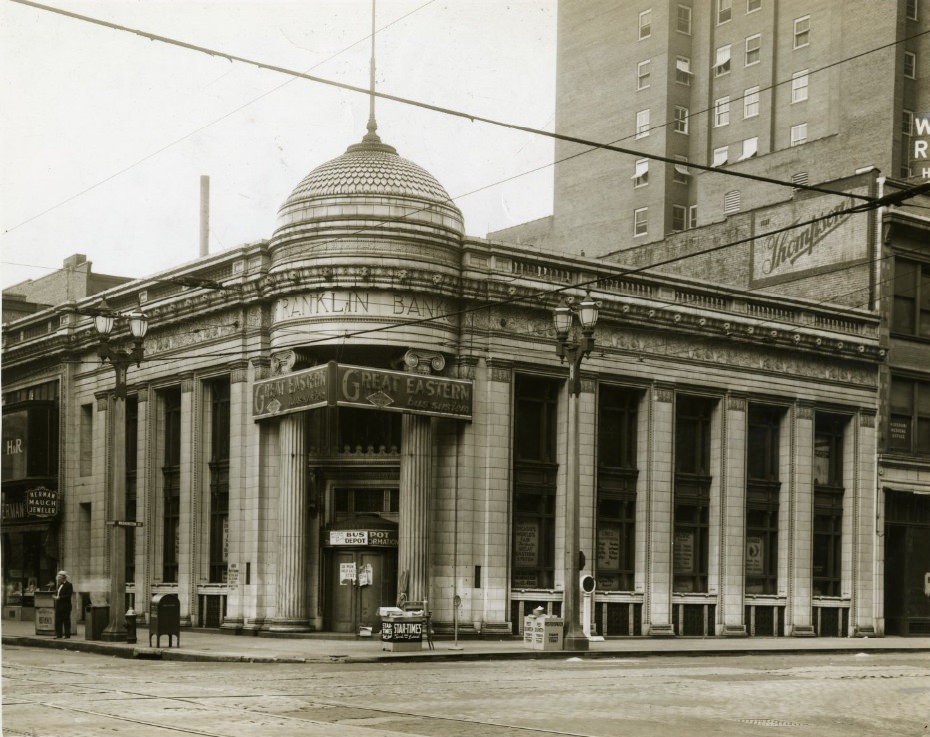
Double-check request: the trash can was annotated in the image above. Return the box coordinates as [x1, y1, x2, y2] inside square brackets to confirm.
[149, 594, 180, 647]
[85, 605, 110, 641]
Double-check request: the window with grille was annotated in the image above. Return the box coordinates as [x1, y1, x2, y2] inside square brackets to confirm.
[746, 405, 782, 595]
[744, 86, 760, 118]
[207, 379, 230, 583]
[639, 9, 651, 39]
[889, 377, 930, 455]
[714, 45, 731, 76]
[723, 190, 741, 214]
[745, 34, 761, 65]
[634, 207, 648, 236]
[674, 106, 690, 134]
[812, 414, 846, 597]
[161, 387, 182, 583]
[714, 96, 730, 127]
[794, 16, 810, 49]
[677, 5, 692, 34]
[892, 258, 930, 338]
[791, 70, 809, 102]
[674, 395, 715, 593]
[512, 375, 560, 589]
[901, 110, 914, 178]
[637, 60, 651, 89]
[636, 109, 650, 138]
[597, 386, 640, 591]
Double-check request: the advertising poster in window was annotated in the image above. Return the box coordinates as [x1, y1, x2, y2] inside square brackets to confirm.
[513, 520, 539, 588]
[340, 562, 357, 586]
[597, 525, 620, 569]
[746, 536, 764, 575]
[674, 531, 694, 572]
[813, 436, 831, 485]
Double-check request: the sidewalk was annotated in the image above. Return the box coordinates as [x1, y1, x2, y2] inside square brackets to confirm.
[3, 619, 929, 664]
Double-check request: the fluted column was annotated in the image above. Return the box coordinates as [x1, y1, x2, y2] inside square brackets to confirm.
[399, 413, 432, 604]
[269, 413, 310, 632]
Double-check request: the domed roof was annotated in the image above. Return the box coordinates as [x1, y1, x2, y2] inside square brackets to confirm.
[279, 136, 454, 208]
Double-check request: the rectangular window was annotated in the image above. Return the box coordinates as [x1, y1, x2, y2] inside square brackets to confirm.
[677, 4, 692, 34]
[746, 405, 782, 595]
[813, 414, 845, 597]
[714, 45, 732, 76]
[208, 379, 230, 583]
[790, 123, 808, 146]
[596, 386, 640, 592]
[636, 109, 650, 138]
[791, 69, 809, 102]
[676, 56, 692, 85]
[713, 146, 729, 167]
[512, 375, 559, 589]
[162, 387, 182, 583]
[674, 395, 715, 593]
[901, 110, 914, 178]
[738, 136, 758, 160]
[745, 34, 761, 65]
[632, 158, 649, 187]
[714, 96, 730, 127]
[744, 86, 760, 117]
[904, 51, 916, 79]
[794, 15, 810, 49]
[688, 204, 698, 229]
[634, 207, 648, 236]
[892, 258, 930, 338]
[674, 106, 690, 134]
[890, 378, 930, 454]
[717, 0, 732, 24]
[747, 0, 761, 12]
[672, 204, 688, 231]
[907, 0, 918, 20]
[80, 403, 93, 477]
[637, 60, 651, 89]
[673, 156, 691, 184]
[639, 9, 652, 39]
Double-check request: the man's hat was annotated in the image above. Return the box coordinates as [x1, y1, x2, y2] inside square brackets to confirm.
[57, 571, 68, 578]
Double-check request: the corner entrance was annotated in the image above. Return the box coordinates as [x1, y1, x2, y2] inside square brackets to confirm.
[323, 512, 398, 634]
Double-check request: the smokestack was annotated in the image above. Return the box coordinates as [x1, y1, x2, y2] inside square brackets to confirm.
[199, 175, 210, 258]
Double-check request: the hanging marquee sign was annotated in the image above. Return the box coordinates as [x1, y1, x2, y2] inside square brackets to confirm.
[253, 361, 472, 421]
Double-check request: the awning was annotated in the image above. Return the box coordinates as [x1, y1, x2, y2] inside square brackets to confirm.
[713, 45, 731, 70]
[713, 147, 729, 167]
[631, 159, 649, 180]
[738, 137, 758, 160]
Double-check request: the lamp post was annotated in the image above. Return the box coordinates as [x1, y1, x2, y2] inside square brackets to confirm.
[552, 293, 599, 652]
[93, 298, 147, 642]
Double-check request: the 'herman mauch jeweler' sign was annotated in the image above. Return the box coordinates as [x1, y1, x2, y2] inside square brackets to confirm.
[253, 361, 472, 421]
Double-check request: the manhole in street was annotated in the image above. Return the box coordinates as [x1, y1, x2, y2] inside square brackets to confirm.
[738, 718, 806, 727]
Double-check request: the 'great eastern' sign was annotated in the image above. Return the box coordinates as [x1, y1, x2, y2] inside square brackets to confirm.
[253, 361, 472, 421]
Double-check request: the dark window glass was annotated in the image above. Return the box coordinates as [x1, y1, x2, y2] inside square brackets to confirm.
[125, 396, 138, 586]
[512, 375, 560, 588]
[746, 405, 782, 594]
[208, 379, 230, 583]
[893, 259, 930, 338]
[813, 413, 846, 596]
[889, 377, 930, 455]
[162, 388, 182, 583]
[337, 407, 401, 454]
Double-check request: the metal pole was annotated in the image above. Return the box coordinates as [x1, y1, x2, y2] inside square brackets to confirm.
[562, 352, 589, 651]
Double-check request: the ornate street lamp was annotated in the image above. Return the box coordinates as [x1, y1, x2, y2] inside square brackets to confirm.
[93, 298, 147, 641]
[552, 293, 599, 651]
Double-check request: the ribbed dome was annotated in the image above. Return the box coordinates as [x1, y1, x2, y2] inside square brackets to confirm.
[279, 139, 454, 208]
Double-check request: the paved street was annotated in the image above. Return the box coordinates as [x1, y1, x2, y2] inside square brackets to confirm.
[3, 645, 928, 737]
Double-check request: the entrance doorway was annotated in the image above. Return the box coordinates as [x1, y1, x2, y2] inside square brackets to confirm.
[884, 490, 930, 635]
[326, 548, 397, 633]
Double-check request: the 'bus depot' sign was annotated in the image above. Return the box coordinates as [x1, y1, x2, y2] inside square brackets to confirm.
[253, 361, 472, 421]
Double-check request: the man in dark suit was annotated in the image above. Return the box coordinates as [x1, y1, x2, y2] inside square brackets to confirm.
[53, 571, 73, 639]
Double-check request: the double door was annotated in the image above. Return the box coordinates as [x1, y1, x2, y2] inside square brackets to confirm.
[326, 549, 397, 633]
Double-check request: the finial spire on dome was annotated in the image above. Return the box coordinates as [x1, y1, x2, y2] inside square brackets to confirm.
[363, 0, 381, 144]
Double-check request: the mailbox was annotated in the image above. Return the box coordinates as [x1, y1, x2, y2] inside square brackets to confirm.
[149, 594, 181, 647]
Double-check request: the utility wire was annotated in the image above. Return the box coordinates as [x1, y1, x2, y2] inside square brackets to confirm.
[5, 0, 876, 205]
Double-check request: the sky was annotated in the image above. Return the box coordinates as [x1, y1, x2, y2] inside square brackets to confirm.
[0, 0, 556, 291]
